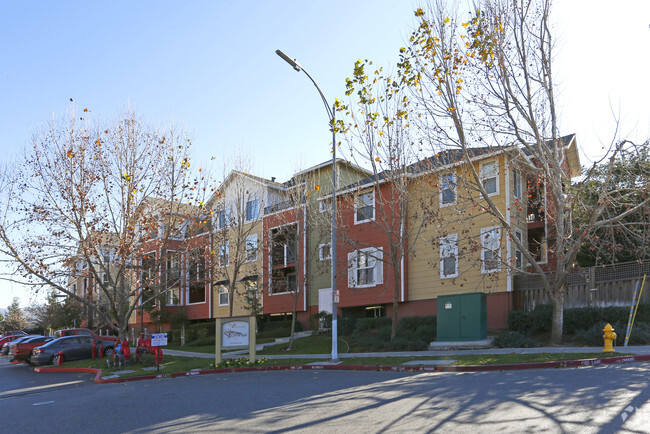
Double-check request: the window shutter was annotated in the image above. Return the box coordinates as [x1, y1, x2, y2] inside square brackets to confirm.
[347, 251, 356, 288]
[374, 248, 383, 284]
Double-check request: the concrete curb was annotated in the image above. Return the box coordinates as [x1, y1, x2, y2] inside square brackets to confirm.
[32, 353, 650, 384]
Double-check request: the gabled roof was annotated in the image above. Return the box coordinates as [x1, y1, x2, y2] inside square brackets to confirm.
[207, 170, 284, 206]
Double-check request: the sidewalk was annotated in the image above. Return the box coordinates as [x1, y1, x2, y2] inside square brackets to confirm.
[165, 344, 650, 360]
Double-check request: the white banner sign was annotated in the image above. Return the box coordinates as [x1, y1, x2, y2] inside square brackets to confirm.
[151, 333, 168, 347]
[222, 321, 249, 347]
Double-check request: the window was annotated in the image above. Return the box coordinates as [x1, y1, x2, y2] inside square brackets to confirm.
[188, 250, 205, 281]
[354, 191, 374, 224]
[319, 198, 332, 213]
[514, 229, 523, 270]
[101, 249, 111, 263]
[141, 253, 157, 286]
[319, 243, 331, 261]
[188, 282, 205, 304]
[218, 285, 229, 306]
[271, 225, 297, 267]
[440, 234, 458, 278]
[218, 242, 229, 267]
[167, 287, 180, 306]
[513, 169, 522, 200]
[246, 234, 258, 262]
[348, 247, 383, 288]
[481, 227, 501, 273]
[246, 199, 259, 221]
[480, 161, 498, 195]
[440, 173, 457, 206]
[217, 209, 230, 229]
[166, 253, 180, 285]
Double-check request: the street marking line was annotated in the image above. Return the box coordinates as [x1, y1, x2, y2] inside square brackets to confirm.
[0, 380, 83, 398]
[32, 400, 55, 406]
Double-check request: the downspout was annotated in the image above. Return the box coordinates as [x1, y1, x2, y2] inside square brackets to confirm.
[505, 159, 512, 293]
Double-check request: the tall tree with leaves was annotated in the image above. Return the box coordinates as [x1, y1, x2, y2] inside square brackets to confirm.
[3, 297, 26, 331]
[398, 0, 650, 343]
[0, 107, 212, 339]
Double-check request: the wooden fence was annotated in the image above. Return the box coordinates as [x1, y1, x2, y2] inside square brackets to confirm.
[513, 260, 650, 311]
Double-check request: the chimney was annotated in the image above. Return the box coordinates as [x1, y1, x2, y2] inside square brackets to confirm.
[271, 177, 276, 182]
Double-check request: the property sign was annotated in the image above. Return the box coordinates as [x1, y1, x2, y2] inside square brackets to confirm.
[151, 333, 168, 346]
[222, 321, 249, 347]
[445, 302, 453, 310]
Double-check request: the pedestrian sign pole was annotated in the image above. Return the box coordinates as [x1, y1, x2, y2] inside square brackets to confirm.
[624, 275, 646, 347]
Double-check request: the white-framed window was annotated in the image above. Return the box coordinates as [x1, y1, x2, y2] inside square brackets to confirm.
[217, 209, 230, 229]
[218, 242, 229, 267]
[347, 247, 383, 288]
[354, 191, 375, 224]
[319, 243, 332, 261]
[514, 229, 523, 270]
[166, 252, 180, 285]
[513, 168, 522, 200]
[218, 285, 229, 306]
[480, 161, 499, 196]
[246, 234, 258, 262]
[167, 287, 180, 306]
[440, 173, 457, 206]
[246, 199, 259, 221]
[481, 226, 501, 273]
[440, 234, 458, 278]
[319, 198, 332, 213]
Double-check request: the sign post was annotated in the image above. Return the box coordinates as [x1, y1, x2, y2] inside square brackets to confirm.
[215, 316, 256, 366]
[151, 332, 167, 373]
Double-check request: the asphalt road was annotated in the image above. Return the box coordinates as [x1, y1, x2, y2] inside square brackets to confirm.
[1, 357, 648, 433]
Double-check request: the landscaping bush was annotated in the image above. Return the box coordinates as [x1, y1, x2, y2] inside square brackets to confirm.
[494, 331, 537, 348]
[384, 336, 428, 351]
[377, 325, 392, 342]
[507, 305, 552, 334]
[563, 306, 629, 335]
[257, 326, 291, 339]
[573, 321, 650, 346]
[168, 329, 182, 345]
[338, 317, 357, 336]
[397, 316, 436, 342]
[189, 336, 216, 346]
[355, 317, 391, 333]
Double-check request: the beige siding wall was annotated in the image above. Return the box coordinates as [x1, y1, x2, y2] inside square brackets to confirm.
[408, 155, 524, 301]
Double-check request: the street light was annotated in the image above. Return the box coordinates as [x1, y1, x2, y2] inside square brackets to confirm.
[276, 49, 339, 362]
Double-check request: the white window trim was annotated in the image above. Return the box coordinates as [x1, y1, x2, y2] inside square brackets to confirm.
[439, 173, 457, 207]
[218, 285, 229, 306]
[319, 243, 332, 261]
[481, 226, 501, 274]
[319, 198, 332, 213]
[480, 160, 500, 197]
[354, 190, 375, 224]
[347, 247, 383, 288]
[514, 229, 523, 270]
[245, 199, 259, 222]
[167, 287, 181, 306]
[440, 234, 459, 279]
[513, 168, 522, 200]
[218, 242, 230, 268]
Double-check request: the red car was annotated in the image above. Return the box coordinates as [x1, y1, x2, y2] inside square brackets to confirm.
[0, 331, 28, 350]
[9, 336, 54, 363]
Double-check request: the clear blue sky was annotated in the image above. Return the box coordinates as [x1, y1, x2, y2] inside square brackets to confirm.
[1, 0, 649, 309]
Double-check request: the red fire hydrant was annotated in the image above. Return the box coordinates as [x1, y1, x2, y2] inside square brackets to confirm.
[92, 340, 96, 360]
[57, 351, 64, 366]
[99, 343, 104, 358]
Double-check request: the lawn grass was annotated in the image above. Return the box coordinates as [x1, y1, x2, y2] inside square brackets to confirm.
[165, 337, 275, 354]
[257, 335, 349, 355]
[33, 350, 634, 380]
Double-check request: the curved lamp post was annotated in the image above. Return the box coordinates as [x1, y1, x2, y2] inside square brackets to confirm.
[276, 49, 339, 362]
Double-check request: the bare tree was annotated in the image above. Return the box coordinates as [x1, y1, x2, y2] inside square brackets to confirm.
[0, 108, 211, 339]
[337, 65, 431, 340]
[399, 0, 650, 343]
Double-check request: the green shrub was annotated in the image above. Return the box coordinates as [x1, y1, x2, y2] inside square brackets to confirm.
[190, 336, 216, 346]
[412, 324, 436, 343]
[377, 325, 392, 341]
[573, 321, 650, 346]
[338, 317, 357, 336]
[494, 331, 537, 348]
[507, 305, 552, 334]
[355, 317, 391, 333]
[257, 327, 290, 339]
[398, 315, 436, 335]
[384, 336, 428, 351]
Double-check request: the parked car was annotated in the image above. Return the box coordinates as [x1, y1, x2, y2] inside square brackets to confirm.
[9, 336, 54, 363]
[2, 330, 27, 338]
[0, 334, 38, 355]
[30, 336, 103, 365]
[56, 328, 118, 356]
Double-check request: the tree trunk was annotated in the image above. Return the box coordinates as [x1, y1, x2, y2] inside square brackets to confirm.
[391, 268, 400, 341]
[287, 293, 299, 350]
[550, 287, 565, 345]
